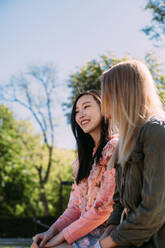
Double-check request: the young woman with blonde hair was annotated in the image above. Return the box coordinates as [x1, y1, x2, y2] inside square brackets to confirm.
[97, 60, 165, 248]
[31, 90, 118, 248]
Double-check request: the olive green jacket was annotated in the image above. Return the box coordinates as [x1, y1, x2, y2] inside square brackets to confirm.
[108, 118, 165, 247]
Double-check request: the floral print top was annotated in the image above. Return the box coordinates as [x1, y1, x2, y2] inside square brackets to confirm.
[53, 136, 118, 244]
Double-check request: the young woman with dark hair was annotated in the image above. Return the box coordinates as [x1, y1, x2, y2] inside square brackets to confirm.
[31, 90, 118, 248]
[71, 90, 110, 184]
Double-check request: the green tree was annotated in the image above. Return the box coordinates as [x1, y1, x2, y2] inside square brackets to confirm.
[46, 148, 75, 217]
[145, 52, 165, 102]
[0, 105, 35, 216]
[0, 64, 59, 215]
[14, 121, 45, 216]
[0, 109, 75, 217]
[16, 121, 75, 217]
[142, 0, 165, 41]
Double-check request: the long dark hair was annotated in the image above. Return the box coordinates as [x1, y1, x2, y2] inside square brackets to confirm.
[71, 90, 109, 184]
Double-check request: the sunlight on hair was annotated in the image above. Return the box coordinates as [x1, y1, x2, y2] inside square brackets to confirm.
[101, 59, 165, 167]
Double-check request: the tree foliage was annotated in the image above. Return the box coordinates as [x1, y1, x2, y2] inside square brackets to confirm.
[0, 64, 60, 215]
[0, 105, 35, 216]
[142, 0, 165, 41]
[0, 105, 75, 217]
[145, 52, 165, 101]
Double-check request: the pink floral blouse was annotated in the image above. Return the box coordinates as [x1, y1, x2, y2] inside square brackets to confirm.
[53, 136, 118, 244]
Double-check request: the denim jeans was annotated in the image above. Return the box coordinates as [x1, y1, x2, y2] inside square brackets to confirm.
[72, 225, 105, 248]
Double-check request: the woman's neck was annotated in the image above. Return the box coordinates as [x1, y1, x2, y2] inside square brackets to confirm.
[90, 130, 101, 153]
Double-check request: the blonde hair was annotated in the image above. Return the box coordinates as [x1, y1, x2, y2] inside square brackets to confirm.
[101, 60, 165, 167]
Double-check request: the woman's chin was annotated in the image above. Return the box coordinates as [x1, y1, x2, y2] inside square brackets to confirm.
[82, 127, 90, 133]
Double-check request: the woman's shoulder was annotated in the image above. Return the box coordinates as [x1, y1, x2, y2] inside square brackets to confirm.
[142, 116, 165, 132]
[103, 134, 118, 151]
[100, 134, 118, 162]
[139, 115, 165, 143]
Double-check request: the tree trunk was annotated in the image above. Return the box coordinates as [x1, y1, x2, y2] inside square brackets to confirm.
[40, 190, 49, 216]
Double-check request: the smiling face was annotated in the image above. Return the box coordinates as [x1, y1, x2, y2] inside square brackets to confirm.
[75, 94, 102, 136]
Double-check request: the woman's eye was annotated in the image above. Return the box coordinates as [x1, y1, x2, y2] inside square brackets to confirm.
[84, 105, 90, 109]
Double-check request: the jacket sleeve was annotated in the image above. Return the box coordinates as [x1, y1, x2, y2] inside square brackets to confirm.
[52, 161, 81, 232]
[110, 121, 165, 247]
[107, 185, 123, 225]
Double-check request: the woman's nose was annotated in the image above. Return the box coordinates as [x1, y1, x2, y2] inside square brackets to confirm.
[79, 109, 85, 118]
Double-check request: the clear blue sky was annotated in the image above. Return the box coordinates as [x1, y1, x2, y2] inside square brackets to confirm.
[0, 0, 165, 149]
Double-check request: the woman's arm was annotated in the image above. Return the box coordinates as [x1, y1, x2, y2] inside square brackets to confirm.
[31, 181, 81, 248]
[97, 183, 123, 248]
[108, 121, 165, 247]
[61, 138, 118, 244]
[62, 167, 116, 244]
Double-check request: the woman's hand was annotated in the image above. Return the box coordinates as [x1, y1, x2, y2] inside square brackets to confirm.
[31, 229, 56, 248]
[98, 225, 118, 248]
[45, 232, 65, 248]
[99, 236, 117, 248]
[100, 224, 117, 241]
